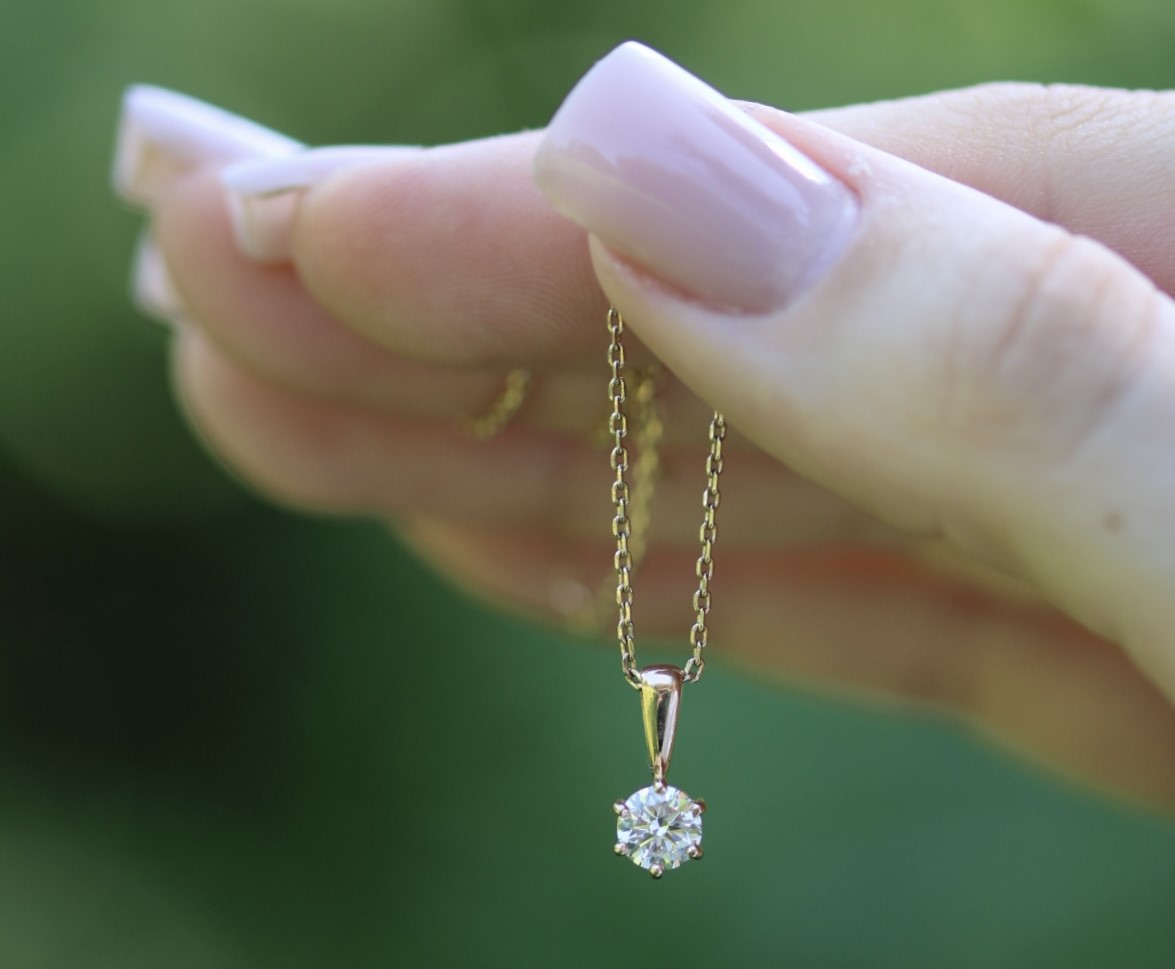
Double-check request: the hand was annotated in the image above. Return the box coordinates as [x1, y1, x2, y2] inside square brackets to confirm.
[114, 44, 1175, 809]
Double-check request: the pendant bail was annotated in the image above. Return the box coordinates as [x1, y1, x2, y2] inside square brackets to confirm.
[638, 665, 684, 785]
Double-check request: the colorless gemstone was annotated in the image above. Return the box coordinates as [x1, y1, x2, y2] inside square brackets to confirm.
[616, 784, 702, 872]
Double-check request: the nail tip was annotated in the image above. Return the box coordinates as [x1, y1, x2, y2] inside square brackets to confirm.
[111, 86, 156, 205]
[224, 192, 294, 264]
[130, 231, 186, 326]
[111, 83, 303, 208]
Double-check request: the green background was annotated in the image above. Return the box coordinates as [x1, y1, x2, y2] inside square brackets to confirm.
[2, 0, 1175, 966]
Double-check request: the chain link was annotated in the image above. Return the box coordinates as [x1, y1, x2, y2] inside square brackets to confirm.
[607, 307, 725, 689]
[626, 365, 663, 589]
[562, 362, 661, 635]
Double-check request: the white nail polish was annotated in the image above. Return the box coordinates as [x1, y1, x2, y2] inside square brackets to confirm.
[220, 145, 419, 262]
[112, 85, 303, 208]
[131, 229, 186, 325]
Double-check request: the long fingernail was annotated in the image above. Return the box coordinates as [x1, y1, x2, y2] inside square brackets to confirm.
[533, 42, 858, 314]
[220, 145, 418, 262]
[131, 229, 186, 326]
[112, 85, 302, 207]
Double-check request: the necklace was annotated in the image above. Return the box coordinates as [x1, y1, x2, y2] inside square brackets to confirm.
[606, 307, 725, 878]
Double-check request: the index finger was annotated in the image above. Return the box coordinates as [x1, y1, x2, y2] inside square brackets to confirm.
[291, 132, 610, 368]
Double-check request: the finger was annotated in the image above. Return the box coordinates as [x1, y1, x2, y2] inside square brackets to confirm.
[173, 327, 889, 551]
[292, 131, 611, 368]
[403, 515, 1175, 810]
[534, 44, 1175, 699]
[152, 81, 1175, 407]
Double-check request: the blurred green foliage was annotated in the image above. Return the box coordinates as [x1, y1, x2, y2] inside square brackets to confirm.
[2, 0, 1175, 966]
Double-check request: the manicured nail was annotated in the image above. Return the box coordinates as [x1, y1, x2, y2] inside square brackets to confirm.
[112, 85, 302, 207]
[131, 229, 186, 325]
[220, 145, 418, 262]
[533, 42, 859, 314]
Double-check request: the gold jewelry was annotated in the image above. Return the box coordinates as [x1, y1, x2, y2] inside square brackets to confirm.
[606, 307, 725, 878]
[459, 368, 533, 440]
[561, 362, 664, 632]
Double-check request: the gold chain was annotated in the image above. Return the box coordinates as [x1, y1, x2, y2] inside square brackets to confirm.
[607, 307, 725, 689]
[460, 369, 533, 440]
[625, 365, 663, 590]
[563, 362, 662, 634]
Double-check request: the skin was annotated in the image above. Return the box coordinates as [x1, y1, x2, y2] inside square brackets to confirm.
[150, 83, 1175, 811]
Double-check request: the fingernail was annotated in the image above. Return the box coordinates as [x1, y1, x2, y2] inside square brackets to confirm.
[112, 85, 302, 207]
[220, 145, 418, 262]
[131, 229, 186, 325]
[533, 42, 859, 314]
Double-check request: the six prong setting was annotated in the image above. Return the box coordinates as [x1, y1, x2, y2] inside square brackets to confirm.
[615, 783, 704, 877]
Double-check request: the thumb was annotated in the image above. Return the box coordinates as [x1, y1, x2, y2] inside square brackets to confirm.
[534, 44, 1175, 694]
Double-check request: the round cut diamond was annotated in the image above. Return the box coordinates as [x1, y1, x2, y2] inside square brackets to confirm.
[616, 784, 703, 871]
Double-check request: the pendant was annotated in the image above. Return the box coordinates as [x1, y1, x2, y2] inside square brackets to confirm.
[613, 665, 706, 878]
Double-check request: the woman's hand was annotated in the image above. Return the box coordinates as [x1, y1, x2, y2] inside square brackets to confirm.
[115, 44, 1175, 809]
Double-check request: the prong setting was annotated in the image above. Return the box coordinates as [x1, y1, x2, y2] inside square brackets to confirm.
[687, 844, 703, 860]
[649, 864, 664, 879]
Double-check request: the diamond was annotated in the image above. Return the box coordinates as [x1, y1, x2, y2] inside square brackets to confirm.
[615, 784, 703, 874]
